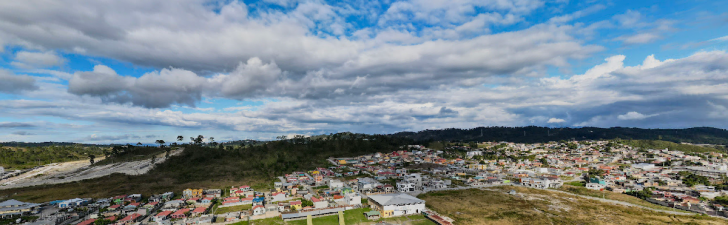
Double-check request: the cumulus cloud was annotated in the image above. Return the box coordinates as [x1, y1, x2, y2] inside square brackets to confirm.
[11, 51, 65, 69]
[2, 1, 728, 141]
[68, 65, 205, 108]
[0, 69, 38, 94]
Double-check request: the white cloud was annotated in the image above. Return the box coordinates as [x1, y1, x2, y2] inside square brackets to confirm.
[711, 35, 728, 42]
[616, 33, 661, 44]
[547, 118, 566, 123]
[617, 112, 650, 120]
[11, 51, 65, 69]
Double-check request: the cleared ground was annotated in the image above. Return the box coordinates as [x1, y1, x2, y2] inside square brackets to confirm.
[418, 186, 726, 225]
[0, 148, 182, 190]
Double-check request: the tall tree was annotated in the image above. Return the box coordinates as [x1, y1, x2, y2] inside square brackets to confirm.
[177, 135, 184, 142]
[155, 140, 166, 148]
[89, 155, 96, 164]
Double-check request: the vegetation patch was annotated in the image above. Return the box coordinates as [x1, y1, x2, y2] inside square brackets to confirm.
[419, 186, 725, 225]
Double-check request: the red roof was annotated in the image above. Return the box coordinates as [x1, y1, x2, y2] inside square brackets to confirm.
[289, 200, 302, 205]
[202, 197, 213, 201]
[113, 195, 127, 199]
[146, 201, 159, 205]
[108, 204, 121, 209]
[241, 185, 250, 188]
[78, 219, 96, 225]
[192, 207, 206, 213]
[105, 216, 117, 221]
[252, 205, 264, 210]
[311, 197, 320, 202]
[156, 211, 173, 217]
[120, 213, 141, 222]
[129, 202, 140, 206]
[172, 208, 190, 216]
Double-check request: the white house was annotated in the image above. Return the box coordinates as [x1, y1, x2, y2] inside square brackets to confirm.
[252, 205, 266, 215]
[632, 163, 656, 171]
[329, 180, 344, 189]
[367, 193, 425, 218]
[586, 183, 606, 191]
[520, 177, 563, 189]
[271, 192, 287, 202]
[311, 197, 328, 209]
[358, 177, 381, 191]
[344, 193, 361, 206]
[396, 182, 417, 192]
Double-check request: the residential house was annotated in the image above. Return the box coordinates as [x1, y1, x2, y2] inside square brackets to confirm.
[171, 208, 190, 219]
[190, 207, 206, 217]
[311, 197, 327, 209]
[203, 189, 222, 198]
[344, 193, 362, 206]
[183, 189, 203, 198]
[289, 201, 302, 211]
[252, 205, 266, 215]
[270, 192, 287, 202]
[116, 213, 141, 225]
[200, 197, 213, 205]
[154, 211, 172, 221]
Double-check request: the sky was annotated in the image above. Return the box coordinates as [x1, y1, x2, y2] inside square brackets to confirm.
[0, 0, 727, 144]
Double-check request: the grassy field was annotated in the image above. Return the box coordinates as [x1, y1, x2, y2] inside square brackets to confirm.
[418, 186, 726, 225]
[215, 204, 253, 214]
[558, 185, 685, 212]
[564, 181, 585, 187]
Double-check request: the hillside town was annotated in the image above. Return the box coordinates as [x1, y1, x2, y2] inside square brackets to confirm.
[3, 140, 728, 224]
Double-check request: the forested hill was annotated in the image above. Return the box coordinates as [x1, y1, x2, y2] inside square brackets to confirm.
[391, 126, 728, 145]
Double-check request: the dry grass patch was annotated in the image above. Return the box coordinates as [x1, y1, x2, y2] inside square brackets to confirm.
[418, 186, 725, 225]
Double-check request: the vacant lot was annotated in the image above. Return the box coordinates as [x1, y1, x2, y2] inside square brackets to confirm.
[558, 184, 685, 212]
[418, 186, 725, 225]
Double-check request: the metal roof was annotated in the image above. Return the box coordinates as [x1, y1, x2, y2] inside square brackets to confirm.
[367, 193, 425, 206]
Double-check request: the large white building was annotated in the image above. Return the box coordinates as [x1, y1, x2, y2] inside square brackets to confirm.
[367, 193, 425, 218]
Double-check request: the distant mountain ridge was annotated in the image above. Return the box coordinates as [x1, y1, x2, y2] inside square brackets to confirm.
[0, 142, 112, 147]
[390, 126, 728, 145]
